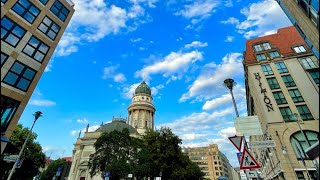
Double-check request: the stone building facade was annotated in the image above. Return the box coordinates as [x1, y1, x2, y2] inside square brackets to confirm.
[244, 26, 319, 179]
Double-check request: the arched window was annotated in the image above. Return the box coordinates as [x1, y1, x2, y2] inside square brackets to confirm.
[290, 130, 318, 159]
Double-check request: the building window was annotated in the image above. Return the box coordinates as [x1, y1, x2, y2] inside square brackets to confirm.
[1, 95, 20, 132]
[38, 16, 61, 40]
[22, 36, 50, 63]
[12, 0, 41, 24]
[1, 16, 27, 47]
[50, 0, 70, 22]
[269, 51, 280, 58]
[290, 131, 318, 159]
[275, 62, 289, 73]
[39, 0, 48, 5]
[297, 105, 313, 120]
[293, 45, 307, 53]
[2, 61, 36, 91]
[299, 57, 318, 69]
[273, 91, 287, 105]
[279, 107, 295, 121]
[256, 53, 267, 61]
[288, 89, 304, 103]
[1, 52, 9, 67]
[253, 42, 272, 52]
[296, 0, 319, 27]
[261, 64, 273, 75]
[281, 75, 296, 87]
[267, 77, 280, 90]
[295, 171, 305, 180]
[1, 0, 8, 3]
[309, 70, 319, 85]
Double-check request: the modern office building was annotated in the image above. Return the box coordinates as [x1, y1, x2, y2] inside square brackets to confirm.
[1, 0, 75, 153]
[275, 0, 319, 59]
[182, 144, 239, 180]
[243, 26, 319, 179]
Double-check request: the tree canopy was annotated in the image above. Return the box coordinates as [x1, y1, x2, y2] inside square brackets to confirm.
[1, 124, 46, 180]
[88, 127, 204, 180]
[39, 158, 68, 180]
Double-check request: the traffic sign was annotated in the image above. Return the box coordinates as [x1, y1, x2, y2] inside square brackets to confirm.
[245, 170, 259, 178]
[16, 159, 24, 168]
[228, 135, 243, 151]
[237, 152, 242, 164]
[105, 171, 110, 177]
[249, 140, 275, 148]
[240, 147, 261, 170]
[3, 155, 19, 162]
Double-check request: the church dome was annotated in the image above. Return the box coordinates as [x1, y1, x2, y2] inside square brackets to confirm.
[135, 81, 151, 95]
[95, 118, 138, 135]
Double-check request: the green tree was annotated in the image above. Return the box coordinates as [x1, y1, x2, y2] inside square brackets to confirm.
[1, 124, 46, 180]
[143, 127, 204, 180]
[88, 129, 145, 180]
[39, 158, 68, 180]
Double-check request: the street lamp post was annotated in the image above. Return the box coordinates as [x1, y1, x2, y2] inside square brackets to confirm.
[223, 78, 239, 117]
[7, 111, 42, 180]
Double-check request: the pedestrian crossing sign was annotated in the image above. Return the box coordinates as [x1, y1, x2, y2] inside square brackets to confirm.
[240, 147, 261, 170]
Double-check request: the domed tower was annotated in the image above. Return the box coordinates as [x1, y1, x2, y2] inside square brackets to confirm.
[128, 81, 156, 135]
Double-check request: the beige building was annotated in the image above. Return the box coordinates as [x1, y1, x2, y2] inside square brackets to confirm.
[1, 0, 75, 153]
[182, 144, 239, 180]
[275, 0, 319, 59]
[68, 82, 156, 180]
[244, 26, 319, 179]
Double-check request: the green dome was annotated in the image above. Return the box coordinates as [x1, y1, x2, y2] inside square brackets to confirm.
[135, 81, 151, 95]
[95, 119, 138, 134]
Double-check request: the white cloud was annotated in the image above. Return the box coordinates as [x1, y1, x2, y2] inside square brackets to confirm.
[76, 118, 89, 124]
[221, 0, 291, 39]
[130, 37, 142, 43]
[29, 99, 56, 106]
[224, 36, 234, 42]
[70, 125, 101, 136]
[184, 41, 208, 49]
[180, 133, 207, 140]
[122, 82, 164, 99]
[55, 0, 156, 57]
[202, 86, 246, 111]
[179, 52, 243, 102]
[102, 65, 127, 83]
[135, 51, 203, 81]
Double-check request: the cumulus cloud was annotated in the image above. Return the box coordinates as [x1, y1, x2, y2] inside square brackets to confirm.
[179, 52, 243, 102]
[221, 0, 291, 39]
[76, 118, 89, 124]
[135, 50, 203, 81]
[224, 36, 234, 42]
[184, 41, 208, 49]
[55, 0, 157, 57]
[102, 65, 127, 83]
[29, 99, 56, 107]
[122, 82, 164, 98]
[70, 125, 100, 136]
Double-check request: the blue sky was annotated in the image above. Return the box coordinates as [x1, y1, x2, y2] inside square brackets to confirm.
[18, 0, 292, 167]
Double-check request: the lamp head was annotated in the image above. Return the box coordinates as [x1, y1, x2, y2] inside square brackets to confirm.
[34, 111, 42, 120]
[223, 78, 236, 90]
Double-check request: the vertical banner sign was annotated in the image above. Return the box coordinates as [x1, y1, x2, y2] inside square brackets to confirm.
[228, 135, 243, 151]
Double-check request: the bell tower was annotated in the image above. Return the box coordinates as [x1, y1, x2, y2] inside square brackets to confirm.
[127, 81, 156, 135]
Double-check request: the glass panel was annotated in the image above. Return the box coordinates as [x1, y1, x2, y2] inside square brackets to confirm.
[23, 68, 35, 80]
[311, 0, 319, 11]
[47, 30, 56, 39]
[3, 73, 18, 85]
[38, 23, 48, 33]
[43, 17, 52, 25]
[1, 18, 14, 30]
[29, 36, 40, 47]
[52, 24, 60, 32]
[1, 29, 8, 38]
[254, 45, 262, 52]
[39, 0, 48, 5]
[6, 34, 19, 46]
[58, 13, 66, 21]
[16, 78, 30, 90]
[12, 26, 25, 38]
[50, 6, 59, 15]
[29, 6, 39, 16]
[23, 12, 35, 23]
[34, 52, 45, 62]
[269, 51, 280, 58]
[263, 43, 271, 50]
[19, 0, 30, 7]
[309, 71, 319, 85]
[61, 7, 69, 15]
[23, 44, 35, 56]
[11, 62, 24, 74]
[39, 44, 49, 53]
[53, 0, 62, 9]
[12, 4, 25, 15]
